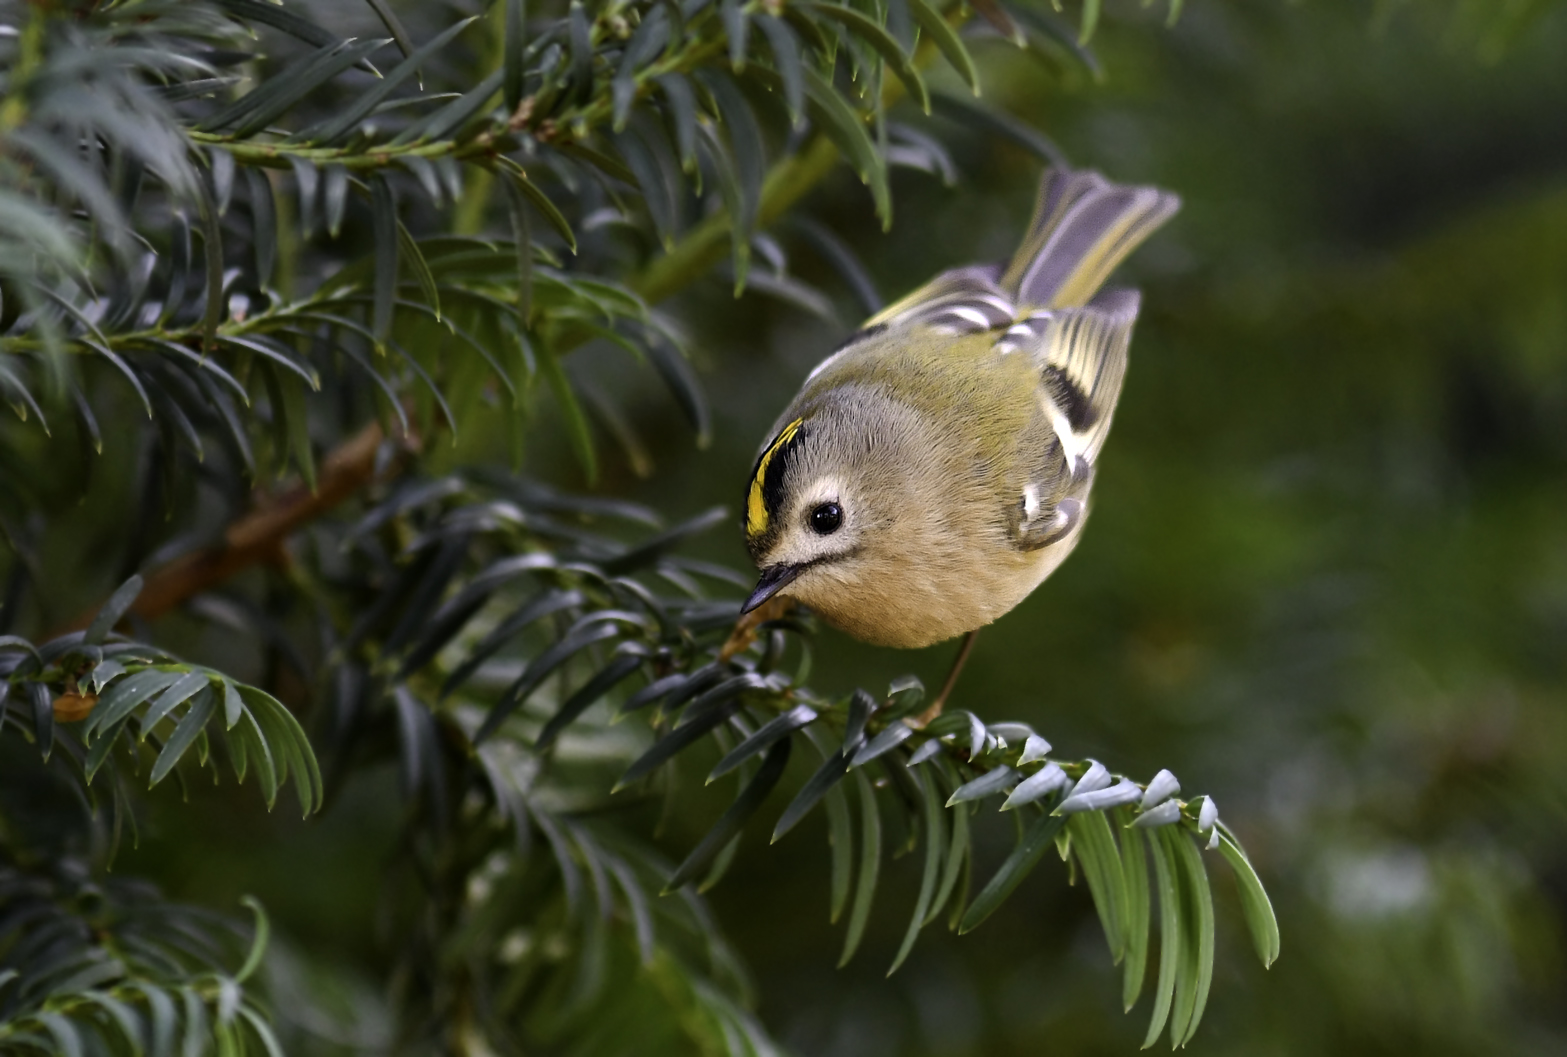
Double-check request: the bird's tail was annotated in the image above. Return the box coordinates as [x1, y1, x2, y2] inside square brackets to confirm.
[1000, 168, 1181, 311]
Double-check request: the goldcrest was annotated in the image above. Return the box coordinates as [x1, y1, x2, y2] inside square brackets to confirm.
[740, 167, 1179, 648]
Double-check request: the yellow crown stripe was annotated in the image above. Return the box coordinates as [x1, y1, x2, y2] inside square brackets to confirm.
[746, 418, 803, 538]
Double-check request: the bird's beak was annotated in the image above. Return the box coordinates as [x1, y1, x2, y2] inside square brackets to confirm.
[742, 563, 802, 614]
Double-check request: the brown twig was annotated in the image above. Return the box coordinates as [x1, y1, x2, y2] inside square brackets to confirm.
[57, 420, 409, 634]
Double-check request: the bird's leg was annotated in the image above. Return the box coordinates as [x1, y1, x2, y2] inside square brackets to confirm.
[913, 629, 979, 728]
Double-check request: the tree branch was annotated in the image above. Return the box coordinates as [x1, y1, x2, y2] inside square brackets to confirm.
[57, 421, 404, 634]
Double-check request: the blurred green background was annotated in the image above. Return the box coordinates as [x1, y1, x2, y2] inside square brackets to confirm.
[112, 1, 1567, 1053]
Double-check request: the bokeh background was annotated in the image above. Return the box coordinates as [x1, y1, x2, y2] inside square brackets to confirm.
[80, 0, 1567, 1053]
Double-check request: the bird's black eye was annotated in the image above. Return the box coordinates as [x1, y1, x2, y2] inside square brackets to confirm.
[810, 502, 842, 535]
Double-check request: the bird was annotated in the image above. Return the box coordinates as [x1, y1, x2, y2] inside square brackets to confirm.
[738, 167, 1180, 653]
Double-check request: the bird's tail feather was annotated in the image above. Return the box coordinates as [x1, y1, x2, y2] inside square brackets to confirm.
[1001, 169, 1181, 310]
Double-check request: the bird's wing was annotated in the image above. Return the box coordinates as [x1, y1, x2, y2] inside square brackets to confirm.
[1006, 288, 1142, 550]
[861, 263, 1016, 334]
[1012, 287, 1139, 467]
[859, 168, 1176, 336]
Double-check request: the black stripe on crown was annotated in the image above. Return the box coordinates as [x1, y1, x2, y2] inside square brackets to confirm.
[745, 418, 808, 539]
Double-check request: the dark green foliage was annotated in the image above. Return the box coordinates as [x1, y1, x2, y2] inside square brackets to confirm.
[1, 577, 320, 837]
[0, 869, 280, 1055]
[2, 467, 1271, 1050]
[305, 470, 1271, 1042]
[28, 0, 1555, 1051]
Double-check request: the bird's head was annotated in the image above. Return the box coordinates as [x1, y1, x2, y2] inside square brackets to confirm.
[740, 389, 918, 620]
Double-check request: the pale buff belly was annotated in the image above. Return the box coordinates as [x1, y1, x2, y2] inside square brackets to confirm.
[792, 524, 1085, 649]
